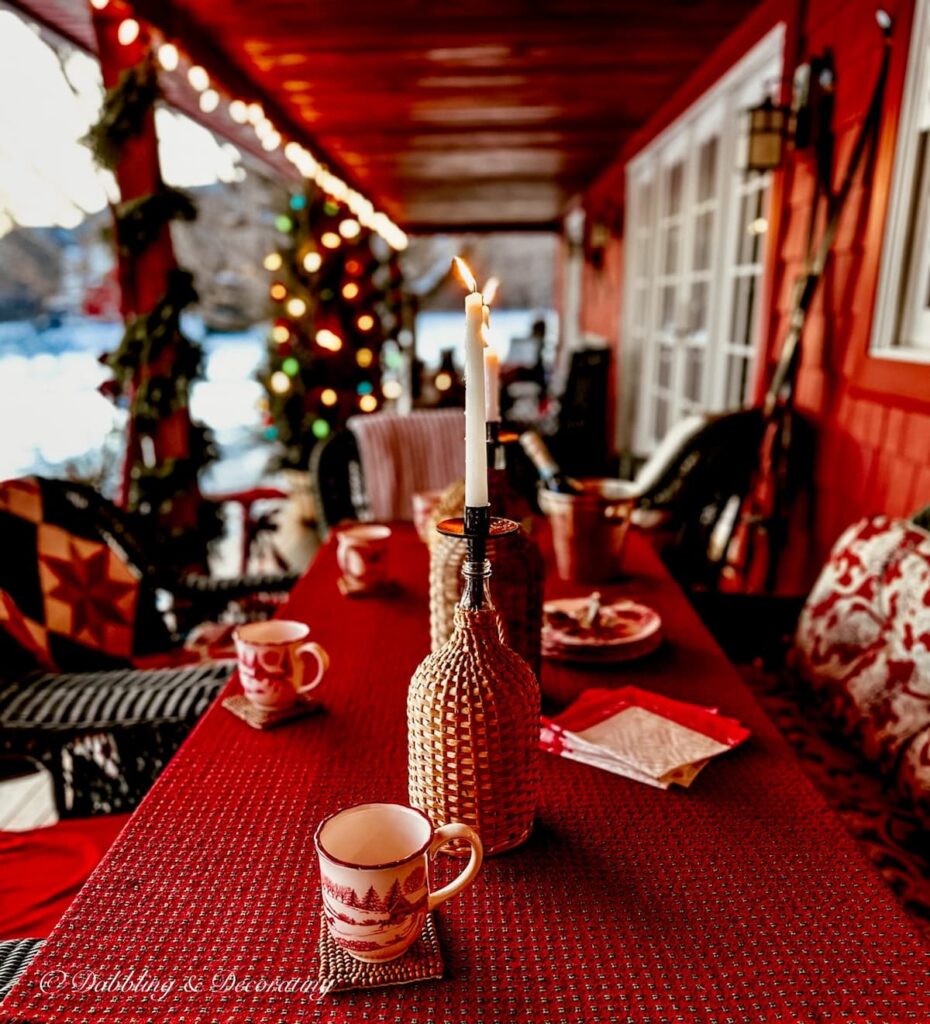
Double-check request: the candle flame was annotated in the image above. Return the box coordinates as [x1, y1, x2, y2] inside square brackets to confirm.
[452, 256, 478, 293]
[482, 277, 499, 307]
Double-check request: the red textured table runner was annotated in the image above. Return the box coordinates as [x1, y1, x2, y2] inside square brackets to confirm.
[5, 527, 930, 1022]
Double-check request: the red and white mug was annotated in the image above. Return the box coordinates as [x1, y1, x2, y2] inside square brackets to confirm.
[233, 620, 329, 711]
[336, 524, 392, 592]
[315, 802, 483, 962]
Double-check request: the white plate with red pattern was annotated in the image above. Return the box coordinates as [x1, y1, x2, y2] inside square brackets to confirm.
[542, 597, 662, 664]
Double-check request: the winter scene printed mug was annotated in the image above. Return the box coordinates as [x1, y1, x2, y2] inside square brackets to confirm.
[233, 620, 329, 711]
[315, 802, 483, 962]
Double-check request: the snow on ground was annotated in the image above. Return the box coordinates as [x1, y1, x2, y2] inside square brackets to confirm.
[0, 310, 553, 492]
[0, 316, 267, 493]
[0, 318, 125, 482]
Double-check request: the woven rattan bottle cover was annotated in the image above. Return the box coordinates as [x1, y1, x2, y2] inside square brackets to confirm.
[428, 471, 543, 676]
[408, 569, 540, 856]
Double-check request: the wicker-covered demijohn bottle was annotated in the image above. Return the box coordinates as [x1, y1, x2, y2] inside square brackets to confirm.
[408, 511, 540, 856]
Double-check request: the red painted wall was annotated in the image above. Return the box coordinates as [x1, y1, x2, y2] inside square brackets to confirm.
[575, 0, 930, 589]
[761, 0, 930, 588]
[577, 165, 626, 348]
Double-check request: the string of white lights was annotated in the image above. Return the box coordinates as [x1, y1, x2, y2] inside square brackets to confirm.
[89, 0, 408, 251]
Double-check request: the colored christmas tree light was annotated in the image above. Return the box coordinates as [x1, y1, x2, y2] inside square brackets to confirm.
[259, 183, 408, 468]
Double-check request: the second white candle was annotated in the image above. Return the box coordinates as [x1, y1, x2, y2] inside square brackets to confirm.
[464, 290, 488, 507]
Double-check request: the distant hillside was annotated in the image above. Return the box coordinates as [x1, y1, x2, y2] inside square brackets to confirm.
[0, 226, 64, 319]
[0, 171, 557, 328]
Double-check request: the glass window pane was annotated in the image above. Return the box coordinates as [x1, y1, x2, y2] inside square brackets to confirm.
[736, 194, 753, 264]
[729, 275, 759, 348]
[660, 286, 676, 331]
[662, 224, 679, 274]
[654, 395, 669, 439]
[685, 348, 703, 403]
[667, 161, 684, 215]
[698, 138, 718, 202]
[693, 210, 714, 271]
[899, 131, 930, 348]
[749, 188, 765, 263]
[726, 353, 752, 407]
[657, 346, 672, 388]
[742, 276, 758, 347]
[729, 277, 746, 347]
[689, 280, 709, 336]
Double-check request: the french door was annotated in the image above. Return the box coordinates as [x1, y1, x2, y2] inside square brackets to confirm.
[624, 26, 784, 454]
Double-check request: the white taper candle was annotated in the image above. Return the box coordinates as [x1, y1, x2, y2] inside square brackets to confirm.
[464, 290, 488, 507]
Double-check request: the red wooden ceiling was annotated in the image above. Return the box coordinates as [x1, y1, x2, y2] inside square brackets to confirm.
[141, 0, 764, 229]
[19, 0, 762, 230]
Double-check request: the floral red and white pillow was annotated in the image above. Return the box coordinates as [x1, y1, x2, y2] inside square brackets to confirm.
[794, 516, 930, 782]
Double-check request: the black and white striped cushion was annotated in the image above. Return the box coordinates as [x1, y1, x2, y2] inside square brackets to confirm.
[0, 661, 232, 731]
[178, 572, 298, 597]
[0, 939, 43, 1002]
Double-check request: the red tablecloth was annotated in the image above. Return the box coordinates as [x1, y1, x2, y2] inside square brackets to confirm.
[4, 528, 930, 1022]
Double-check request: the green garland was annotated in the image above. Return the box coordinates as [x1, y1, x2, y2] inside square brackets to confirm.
[129, 423, 219, 517]
[115, 187, 197, 257]
[85, 55, 223, 568]
[105, 269, 221, 558]
[83, 59, 159, 171]
[107, 269, 198, 379]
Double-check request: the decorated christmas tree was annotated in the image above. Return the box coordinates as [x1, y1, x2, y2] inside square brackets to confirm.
[258, 184, 407, 468]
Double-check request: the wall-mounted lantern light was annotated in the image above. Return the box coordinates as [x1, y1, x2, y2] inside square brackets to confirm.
[746, 97, 788, 172]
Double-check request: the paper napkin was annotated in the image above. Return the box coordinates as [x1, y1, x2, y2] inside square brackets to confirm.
[540, 686, 750, 789]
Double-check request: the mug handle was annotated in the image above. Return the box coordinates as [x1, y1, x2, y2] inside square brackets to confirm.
[426, 823, 483, 911]
[295, 642, 330, 697]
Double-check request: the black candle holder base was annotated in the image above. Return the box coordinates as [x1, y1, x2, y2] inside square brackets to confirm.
[435, 509, 519, 611]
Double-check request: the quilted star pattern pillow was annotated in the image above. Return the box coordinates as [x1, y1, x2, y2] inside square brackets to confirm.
[794, 516, 930, 820]
[0, 477, 171, 672]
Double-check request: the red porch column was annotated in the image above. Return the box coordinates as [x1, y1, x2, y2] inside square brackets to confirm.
[89, 4, 198, 529]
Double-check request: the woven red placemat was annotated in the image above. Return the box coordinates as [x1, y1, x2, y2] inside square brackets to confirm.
[3, 527, 929, 1023]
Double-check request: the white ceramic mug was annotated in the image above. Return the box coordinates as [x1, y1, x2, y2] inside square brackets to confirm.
[336, 524, 392, 591]
[315, 802, 483, 963]
[233, 620, 329, 711]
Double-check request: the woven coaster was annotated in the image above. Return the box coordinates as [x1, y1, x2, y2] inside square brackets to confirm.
[317, 911, 443, 994]
[221, 694, 320, 731]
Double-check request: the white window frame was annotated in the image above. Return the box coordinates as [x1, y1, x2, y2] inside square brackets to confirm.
[621, 25, 785, 455]
[870, 0, 930, 362]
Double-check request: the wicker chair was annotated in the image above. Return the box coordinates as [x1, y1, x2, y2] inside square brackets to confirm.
[310, 410, 466, 536]
[309, 428, 366, 537]
[0, 939, 43, 1002]
[0, 476, 294, 815]
[24, 477, 299, 636]
[0, 658, 232, 817]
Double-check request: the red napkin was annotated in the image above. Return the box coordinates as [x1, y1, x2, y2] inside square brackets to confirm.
[540, 686, 750, 789]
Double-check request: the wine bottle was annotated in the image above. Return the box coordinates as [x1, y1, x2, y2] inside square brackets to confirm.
[519, 430, 583, 494]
